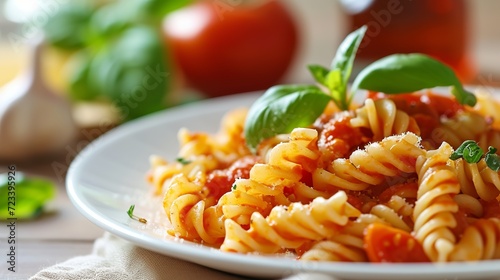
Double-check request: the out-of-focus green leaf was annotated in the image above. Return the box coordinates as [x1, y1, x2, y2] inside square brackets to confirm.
[45, 0, 192, 121]
[67, 51, 102, 100]
[93, 26, 170, 120]
[0, 173, 56, 220]
[44, 4, 94, 49]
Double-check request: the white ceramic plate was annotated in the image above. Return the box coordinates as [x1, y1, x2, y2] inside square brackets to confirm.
[67, 92, 500, 280]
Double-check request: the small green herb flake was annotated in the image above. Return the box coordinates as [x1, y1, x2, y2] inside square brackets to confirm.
[176, 157, 192, 165]
[231, 184, 237, 191]
[450, 141, 500, 171]
[127, 204, 147, 224]
[485, 147, 500, 171]
[463, 144, 483, 163]
[450, 140, 477, 160]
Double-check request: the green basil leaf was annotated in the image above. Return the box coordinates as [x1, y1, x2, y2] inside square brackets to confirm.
[67, 51, 102, 101]
[330, 25, 367, 87]
[308, 64, 329, 86]
[88, 1, 138, 40]
[244, 85, 331, 153]
[463, 144, 483, 163]
[139, 0, 194, 20]
[485, 147, 500, 172]
[450, 140, 477, 160]
[0, 173, 56, 220]
[90, 26, 170, 120]
[44, 4, 94, 50]
[352, 53, 477, 106]
[324, 69, 344, 109]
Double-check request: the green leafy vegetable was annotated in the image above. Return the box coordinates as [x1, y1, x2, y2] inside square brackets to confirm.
[485, 147, 500, 171]
[43, 4, 94, 49]
[176, 157, 192, 165]
[306, 25, 366, 110]
[450, 140, 478, 160]
[127, 204, 147, 223]
[451, 140, 500, 171]
[244, 85, 331, 152]
[44, 0, 193, 121]
[463, 143, 483, 163]
[0, 173, 55, 220]
[352, 53, 476, 106]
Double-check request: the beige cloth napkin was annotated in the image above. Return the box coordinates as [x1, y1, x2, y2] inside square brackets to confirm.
[29, 232, 247, 280]
[29, 232, 334, 280]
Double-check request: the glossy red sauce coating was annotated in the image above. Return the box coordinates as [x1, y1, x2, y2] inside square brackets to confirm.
[367, 91, 463, 139]
[205, 155, 260, 201]
[378, 182, 418, 203]
[315, 113, 371, 163]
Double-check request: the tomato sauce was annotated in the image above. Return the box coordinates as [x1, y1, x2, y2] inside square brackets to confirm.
[368, 91, 463, 140]
[315, 113, 371, 163]
[205, 155, 260, 201]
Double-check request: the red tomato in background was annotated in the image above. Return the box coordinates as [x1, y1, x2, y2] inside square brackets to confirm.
[162, 0, 299, 97]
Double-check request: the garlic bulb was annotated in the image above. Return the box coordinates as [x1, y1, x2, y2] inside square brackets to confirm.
[0, 37, 77, 161]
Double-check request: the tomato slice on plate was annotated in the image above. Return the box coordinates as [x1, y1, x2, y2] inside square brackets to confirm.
[364, 223, 430, 263]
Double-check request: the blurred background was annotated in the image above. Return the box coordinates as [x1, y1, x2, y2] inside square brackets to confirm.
[0, 0, 499, 163]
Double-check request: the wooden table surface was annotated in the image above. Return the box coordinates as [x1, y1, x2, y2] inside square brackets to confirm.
[0, 143, 106, 280]
[1, 1, 500, 279]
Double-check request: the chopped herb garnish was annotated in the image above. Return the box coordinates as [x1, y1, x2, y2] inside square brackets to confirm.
[450, 140, 476, 160]
[485, 147, 500, 171]
[127, 204, 147, 224]
[231, 183, 237, 191]
[176, 157, 192, 165]
[463, 142, 483, 163]
[451, 140, 500, 171]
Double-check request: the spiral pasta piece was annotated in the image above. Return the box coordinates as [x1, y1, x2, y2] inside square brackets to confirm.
[454, 193, 484, 219]
[413, 142, 460, 262]
[313, 132, 424, 192]
[220, 191, 361, 254]
[369, 195, 414, 232]
[350, 98, 420, 141]
[455, 158, 500, 201]
[472, 89, 500, 130]
[299, 240, 367, 262]
[163, 171, 234, 244]
[300, 214, 385, 262]
[219, 128, 323, 225]
[476, 129, 500, 153]
[431, 111, 489, 149]
[148, 108, 251, 194]
[450, 218, 500, 261]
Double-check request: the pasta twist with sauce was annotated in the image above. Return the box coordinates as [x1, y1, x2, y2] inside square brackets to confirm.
[162, 173, 224, 244]
[313, 132, 424, 192]
[368, 195, 414, 232]
[148, 108, 250, 194]
[455, 158, 500, 201]
[300, 214, 386, 262]
[220, 191, 361, 254]
[219, 128, 322, 226]
[413, 142, 461, 262]
[147, 89, 500, 264]
[450, 218, 500, 261]
[431, 111, 489, 149]
[350, 98, 420, 141]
